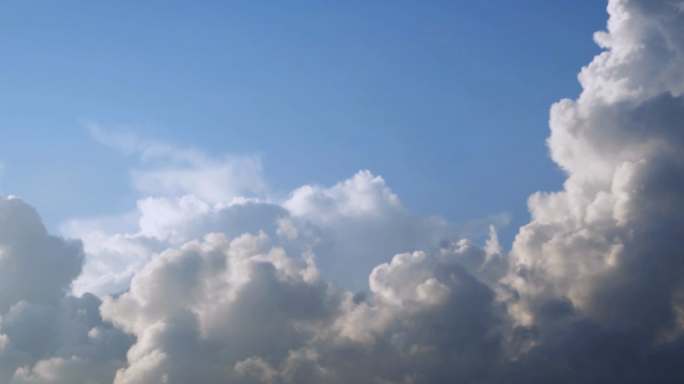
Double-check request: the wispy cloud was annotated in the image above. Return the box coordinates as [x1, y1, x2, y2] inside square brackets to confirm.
[85, 122, 266, 203]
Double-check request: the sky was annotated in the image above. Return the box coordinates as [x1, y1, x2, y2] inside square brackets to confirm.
[0, 0, 607, 248]
[5, 1, 684, 383]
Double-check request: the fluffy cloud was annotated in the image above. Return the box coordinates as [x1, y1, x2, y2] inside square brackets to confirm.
[0, 196, 83, 312]
[98, 231, 502, 384]
[282, 170, 506, 289]
[4, 0, 684, 382]
[64, 169, 503, 297]
[505, 0, 684, 342]
[0, 196, 134, 383]
[491, 1, 684, 382]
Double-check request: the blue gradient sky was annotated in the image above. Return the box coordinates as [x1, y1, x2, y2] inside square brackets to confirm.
[0, 0, 608, 247]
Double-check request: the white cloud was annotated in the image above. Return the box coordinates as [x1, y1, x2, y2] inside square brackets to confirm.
[276, 218, 298, 241]
[5, 0, 684, 382]
[282, 170, 505, 289]
[284, 170, 402, 222]
[64, 169, 504, 297]
[99, 232, 500, 384]
[86, 123, 266, 203]
[503, 0, 684, 345]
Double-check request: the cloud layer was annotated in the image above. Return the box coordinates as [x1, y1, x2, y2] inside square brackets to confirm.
[63, 169, 500, 297]
[3, 0, 684, 382]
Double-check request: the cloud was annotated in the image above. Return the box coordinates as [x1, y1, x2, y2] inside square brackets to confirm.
[86, 123, 266, 203]
[504, 0, 684, 344]
[4, 0, 684, 382]
[92, 0, 684, 381]
[64, 169, 504, 297]
[282, 170, 507, 289]
[99, 232, 502, 384]
[0, 196, 84, 312]
[0, 196, 134, 383]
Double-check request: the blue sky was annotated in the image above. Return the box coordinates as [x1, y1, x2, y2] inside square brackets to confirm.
[0, 0, 607, 247]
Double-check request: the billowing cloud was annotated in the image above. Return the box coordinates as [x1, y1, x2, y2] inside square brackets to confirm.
[99, 232, 503, 384]
[63, 169, 504, 297]
[0, 196, 134, 384]
[3, 0, 684, 382]
[0, 196, 83, 312]
[283, 170, 508, 289]
[505, 0, 684, 342]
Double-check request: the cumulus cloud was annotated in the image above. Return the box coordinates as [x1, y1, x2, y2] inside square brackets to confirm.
[489, 1, 684, 381]
[4, 0, 684, 382]
[64, 169, 503, 297]
[505, 0, 684, 341]
[282, 170, 507, 288]
[98, 232, 502, 384]
[0, 196, 134, 383]
[0, 196, 83, 312]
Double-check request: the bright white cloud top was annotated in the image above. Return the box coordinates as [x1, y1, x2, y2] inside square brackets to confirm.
[3, 0, 684, 383]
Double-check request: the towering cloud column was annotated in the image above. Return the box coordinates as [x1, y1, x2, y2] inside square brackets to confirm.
[507, 0, 684, 342]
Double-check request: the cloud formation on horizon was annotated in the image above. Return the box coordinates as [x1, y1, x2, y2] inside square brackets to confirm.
[3, 0, 684, 382]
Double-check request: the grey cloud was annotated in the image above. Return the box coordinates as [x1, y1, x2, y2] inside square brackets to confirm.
[0, 294, 134, 384]
[0, 196, 134, 383]
[0, 197, 84, 312]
